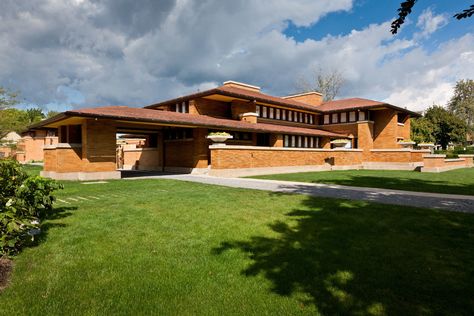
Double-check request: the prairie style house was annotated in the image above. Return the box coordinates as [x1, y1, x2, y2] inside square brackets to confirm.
[31, 80, 433, 180]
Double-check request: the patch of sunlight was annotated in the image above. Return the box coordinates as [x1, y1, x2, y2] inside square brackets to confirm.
[367, 302, 386, 316]
[324, 270, 354, 305]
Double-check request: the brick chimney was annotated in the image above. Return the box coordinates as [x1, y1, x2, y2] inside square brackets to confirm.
[283, 91, 323, 107]
[222, 81, 261, 93]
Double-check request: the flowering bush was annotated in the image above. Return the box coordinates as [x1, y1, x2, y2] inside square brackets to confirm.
[207, 132, 231, 137]
[0, 160, 62, 256]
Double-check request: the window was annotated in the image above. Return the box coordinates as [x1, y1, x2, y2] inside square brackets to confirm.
[282, 110, 286, 121]
[349, 111, 356, 122]
[256, 105, 260, 116]
[262, 106, 267, 118]
[299, 112, 303, 123]
[332, 113, 339, 124]
[324, 115, 330, 124]
[174, 101, 189, 113]
[288, 111, 293, 121]
[340, 112, 347, 123]
[256, 133, 270, 146]
[269, 107, 274, 119]
[164, 128, 193, 140]
[283, 134, 320, 148]
[359, 111, 365, 121]
[309, 115, 314, 124]
[276, 108, 280, 120]
[60, 125, 82, 143]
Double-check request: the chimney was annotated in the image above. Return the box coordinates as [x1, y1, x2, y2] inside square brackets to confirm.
[283, 91, 323, 106]
[222, 81, 261, 93]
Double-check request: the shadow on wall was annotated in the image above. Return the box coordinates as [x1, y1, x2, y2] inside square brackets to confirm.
[212, 195, 474, 315]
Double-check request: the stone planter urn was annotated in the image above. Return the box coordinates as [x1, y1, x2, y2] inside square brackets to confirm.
[418, 143, 435, 153]
[330, 139, 350, 148]
[206, 133, 233, 146]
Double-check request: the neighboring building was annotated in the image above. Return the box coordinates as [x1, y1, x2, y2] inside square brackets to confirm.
[0, 132, 22, 159]
[15, 130, 58, 163]
[30, 80, 428, 180]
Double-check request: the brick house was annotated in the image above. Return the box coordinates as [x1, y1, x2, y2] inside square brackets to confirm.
[30, 81, 431, 180]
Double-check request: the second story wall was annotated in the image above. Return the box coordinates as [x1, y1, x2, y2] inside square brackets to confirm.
[372, 109, 399, 149]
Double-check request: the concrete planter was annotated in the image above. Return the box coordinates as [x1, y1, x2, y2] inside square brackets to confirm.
[398, 141, 416, 149]
[206, 135, 233, 146]
[330, 139, 350, 148]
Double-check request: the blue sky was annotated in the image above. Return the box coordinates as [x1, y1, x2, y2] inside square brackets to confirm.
[1, 0, 473, 112]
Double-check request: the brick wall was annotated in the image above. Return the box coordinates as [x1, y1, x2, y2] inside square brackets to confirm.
[231, 100, 257, 120]
[397, 119, 411, 140]
[210, 146, 363, 169]
[122, 148, 161, 170]
[284, 93, 323, 106]
[372, 109, 398, 148]
[369, 149, 429, 163]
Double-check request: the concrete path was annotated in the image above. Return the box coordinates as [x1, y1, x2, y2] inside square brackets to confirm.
[130, 174, 474, 213]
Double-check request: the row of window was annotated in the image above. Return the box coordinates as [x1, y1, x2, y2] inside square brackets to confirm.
[322, 110, 368, 125]
[164, 128, 193, 140]
[283, 135, 320, 148]
[257, 105, 315, 125]
[171, 101, 190, 113]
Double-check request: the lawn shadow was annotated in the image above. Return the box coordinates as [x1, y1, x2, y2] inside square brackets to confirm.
[309, 175, 474, 196]
[29, 206, 77, 248]
[213, 195, 474, 315]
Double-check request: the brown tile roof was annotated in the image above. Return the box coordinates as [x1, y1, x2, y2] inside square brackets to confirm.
[33, 106, 344, 137]
[146, 85, 324, 113]
[317, 98, 421, 116]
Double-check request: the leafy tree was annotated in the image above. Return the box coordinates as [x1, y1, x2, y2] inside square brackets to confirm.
[25, 108, 45, 124]
[448, 79, 474, 127]
[46, 111, 60, 118]
[296, 68, 344, 102]
[0, 109, 29, 138]
[0, 87, 18, 110]
[411, 117, 434, 143]
[391, 1, 474, 34]
[424, 105, 467, 149]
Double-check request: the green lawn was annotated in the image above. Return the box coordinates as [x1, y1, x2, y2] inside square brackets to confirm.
[1, 170, 474, 315]
[251, 168, 474, 196]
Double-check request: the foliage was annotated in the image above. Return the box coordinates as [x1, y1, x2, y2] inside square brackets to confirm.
[296, 67, 344, 101]
[46, 110, 60, 118]
[391, 1, 474, 34]
[0, 160, 62, 256]
[0, 108, 46, 138]
[424, 105, 467, 149]
[410, 117, 434, 144]
[207, 132, 231, 137]
[0, 87, 18, 110]
[448, 79, 474, 131]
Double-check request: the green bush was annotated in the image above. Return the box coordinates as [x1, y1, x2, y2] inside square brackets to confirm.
[0, 160, 62, 256]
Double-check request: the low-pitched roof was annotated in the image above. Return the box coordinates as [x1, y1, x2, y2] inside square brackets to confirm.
[32, 106, 344, 138]
[317, 98, 421, 116]
[146, 85, 325, 113]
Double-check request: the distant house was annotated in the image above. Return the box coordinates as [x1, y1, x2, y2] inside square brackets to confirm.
[30, 80, 440, 180]
[0, 132, 21, 159]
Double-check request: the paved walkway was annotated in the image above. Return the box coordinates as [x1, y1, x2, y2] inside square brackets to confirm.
[129, 174, 474, 213]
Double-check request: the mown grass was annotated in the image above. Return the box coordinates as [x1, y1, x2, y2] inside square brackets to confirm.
[1, 169, 473, 315]
[251, 168, 474, 196]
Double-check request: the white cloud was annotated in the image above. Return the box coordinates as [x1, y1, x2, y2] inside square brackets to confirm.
[415, 8, 449, 39]
[0, 0, 472, 113]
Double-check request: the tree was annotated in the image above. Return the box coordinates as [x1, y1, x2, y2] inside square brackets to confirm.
[410, 117, 434, 144]
[448, 79, 474, 127]
[25, 108, 45, 124]
[296, 68, 344, 102]
[424, 105, 467, 149]
[46, 111, 60, 118]
[391, 1, 474, 34]
[0, 87, 18, 110]
[0, 109, 28, 138]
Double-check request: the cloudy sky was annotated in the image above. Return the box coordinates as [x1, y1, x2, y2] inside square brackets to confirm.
[1, 0, 473, 112]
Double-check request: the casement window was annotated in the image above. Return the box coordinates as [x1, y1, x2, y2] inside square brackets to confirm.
[60, 125, 82, 144]
[332, 113, 339, 124]
[269, 107, 274, 119]
[174, 101, 189, 113]
[262, 106, 267, 118]
[324, 115, 330, 124]
[256, 105, 260, 116]
[282, 109, 286, 121]
[283, 134, 320, 148]
[275, 108, 280, 120]
[309, 115, 314, 124]
[340, 112, 347, 123]
[164, 128, 193, 140]
[349, 111, 356, 122]
[359, 111, 366, 121]
[299, 112, 303, 123]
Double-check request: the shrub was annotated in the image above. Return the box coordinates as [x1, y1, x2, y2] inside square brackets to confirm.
[0, 160, 62, 256]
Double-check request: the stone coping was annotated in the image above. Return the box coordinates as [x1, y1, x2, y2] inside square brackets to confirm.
[445, 158, 464, 162]
[209, 145, 363, 152]
[123, 147, 159, 152]
[371, 149, 430, 153]
[423, 154, 446, 158]
[44, 143, 82, 149]
[459, 154, 474, 158]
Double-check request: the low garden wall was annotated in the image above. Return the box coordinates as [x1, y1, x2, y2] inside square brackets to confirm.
[421, 154, 473, 172]
[209, 145, 363, 176]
